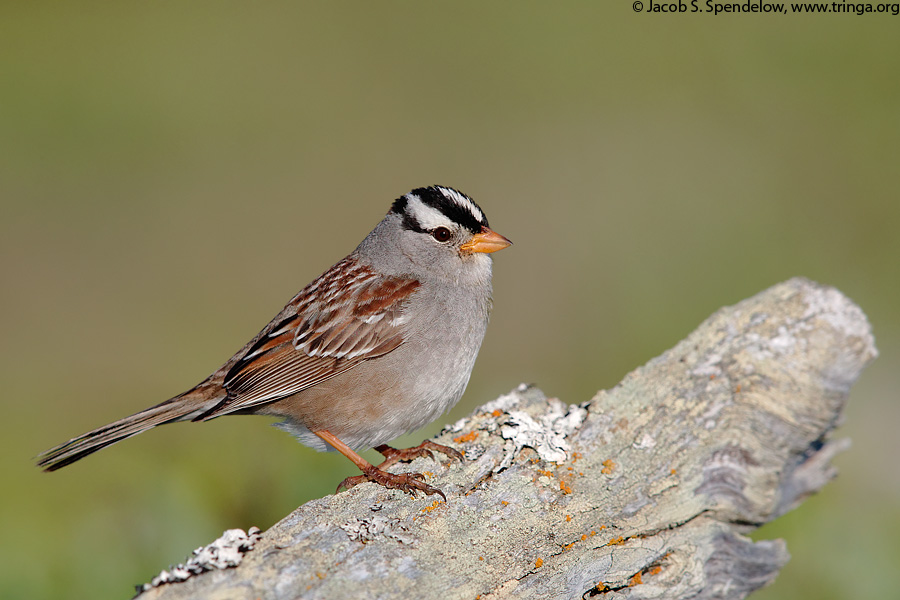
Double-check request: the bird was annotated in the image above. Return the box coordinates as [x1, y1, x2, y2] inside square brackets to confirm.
[37, 185, 511, 500]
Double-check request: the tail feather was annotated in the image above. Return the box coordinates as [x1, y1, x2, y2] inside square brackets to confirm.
[37, 389, 217, 472]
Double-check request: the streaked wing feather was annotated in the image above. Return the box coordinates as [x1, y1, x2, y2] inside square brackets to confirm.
[226, 346, 352, 407]
[209, 258, 419, 416]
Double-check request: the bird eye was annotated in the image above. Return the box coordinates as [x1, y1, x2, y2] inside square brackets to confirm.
[432, 227, 452, 242]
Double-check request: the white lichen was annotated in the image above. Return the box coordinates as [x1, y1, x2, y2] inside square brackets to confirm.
[499, 399, 587, 464]
[137, 527, 261, 593]
[340, 516, 417, 545]
[480, 385, 529, 415]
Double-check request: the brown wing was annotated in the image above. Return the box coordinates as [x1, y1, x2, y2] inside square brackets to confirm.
[204, 257, 420, 417]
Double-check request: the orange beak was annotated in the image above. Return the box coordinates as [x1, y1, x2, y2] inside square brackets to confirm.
[459, 227, 513, 254]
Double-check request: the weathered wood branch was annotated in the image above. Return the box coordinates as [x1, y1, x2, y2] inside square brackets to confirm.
[139, 278, 876, 600]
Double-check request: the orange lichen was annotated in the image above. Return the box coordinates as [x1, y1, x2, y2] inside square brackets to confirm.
[420, 500, 442, 513]
[535, 558, 544, 568]
[565, 514, 572, 522]
[581, 534, 587, 541]
[608, 536, 625, 546]
[571, 451, 583, 462]
[648, 565, 662, 576]
[629, 572, 643, 585]
[560, 481, 573, 494]
[501, 500, 509, 506]
[601, 459, 616, 475]
[735, 384, 742, 393]
[564, 542, 576, 550]
[491, 409, 502, 417]
[478, 556, 484, 561]
[537, 469, 554, 478]
[453, 431, 478, 443]
[595, 582, 607, 592]
[671, 468, 677, 475]
[709, 374, 716, 380]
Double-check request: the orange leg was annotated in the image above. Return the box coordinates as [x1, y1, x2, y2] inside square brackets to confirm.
[313, 429, 372, 470]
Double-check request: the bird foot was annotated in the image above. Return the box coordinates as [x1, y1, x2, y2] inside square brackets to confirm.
[374, 440, 465, 470]
[337, 466, 447, 500]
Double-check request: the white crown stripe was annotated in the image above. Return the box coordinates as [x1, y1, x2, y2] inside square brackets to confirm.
[436, 186, 485, 224]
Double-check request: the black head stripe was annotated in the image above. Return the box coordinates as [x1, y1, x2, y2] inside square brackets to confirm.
[390, 196, 427, 233]
[392, 185, 488, 234]
[390, 196, 409, 216]
[403, 207, 428, 233]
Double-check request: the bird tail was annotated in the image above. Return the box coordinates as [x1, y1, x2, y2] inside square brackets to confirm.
[37, 385, 221, 472]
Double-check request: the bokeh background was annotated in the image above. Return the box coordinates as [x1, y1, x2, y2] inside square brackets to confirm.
[2, 3, 897, 599]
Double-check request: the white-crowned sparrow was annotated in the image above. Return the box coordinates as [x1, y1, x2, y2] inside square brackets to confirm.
[38, 185, 511, 499]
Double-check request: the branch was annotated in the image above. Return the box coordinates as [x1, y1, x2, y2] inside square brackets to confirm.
[138, 278, 877, 600]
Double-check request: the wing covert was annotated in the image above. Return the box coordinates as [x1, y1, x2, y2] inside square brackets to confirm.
[209, 258, 419, 416]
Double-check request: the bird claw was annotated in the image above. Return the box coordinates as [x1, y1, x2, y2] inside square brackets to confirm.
[337, 467, 446, 501]
[336, 440, 464, 499]
[374, 440, 465, 469]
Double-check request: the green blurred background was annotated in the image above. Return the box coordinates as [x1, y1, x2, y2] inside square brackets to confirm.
[2, 3, 897, 598]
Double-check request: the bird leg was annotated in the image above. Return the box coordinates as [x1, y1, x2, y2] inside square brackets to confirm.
[313, 430, 461, 500]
